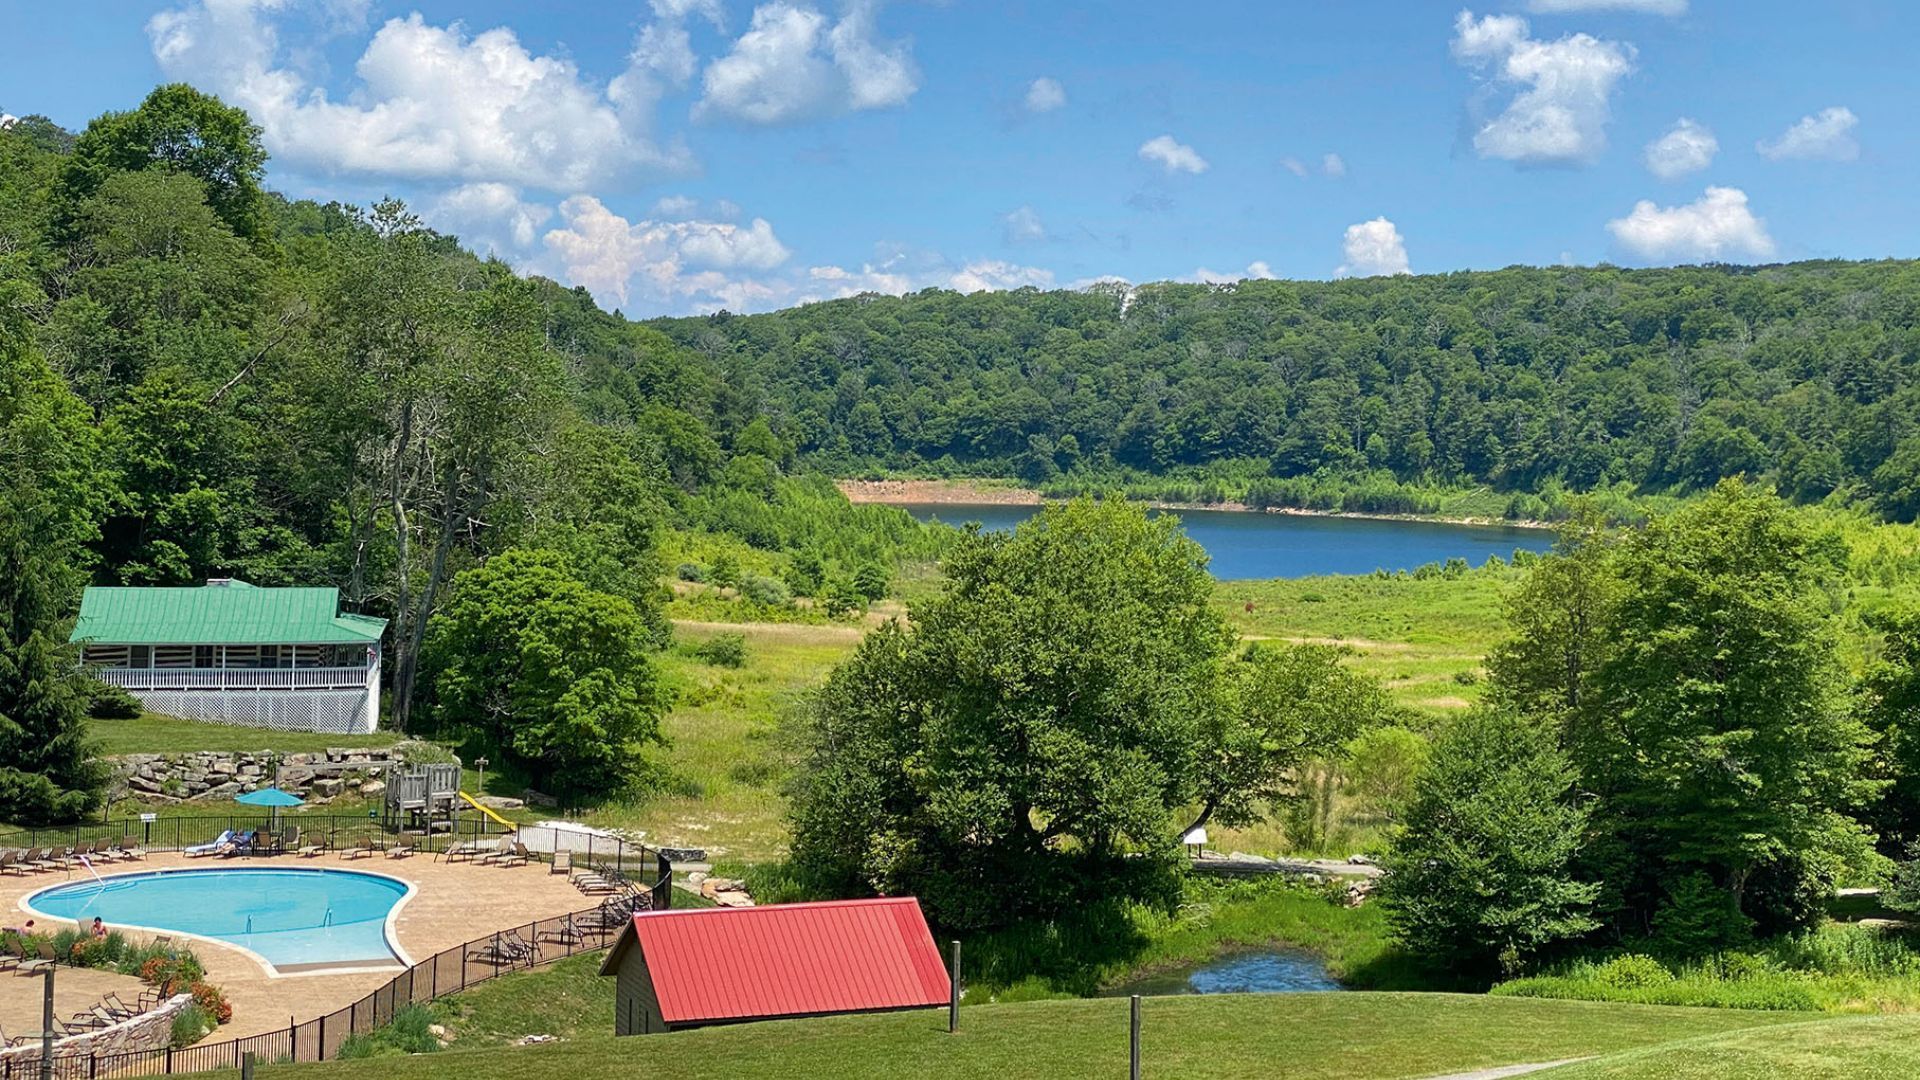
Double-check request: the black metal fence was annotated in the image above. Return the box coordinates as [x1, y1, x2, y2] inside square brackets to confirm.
[0, 817, 671, 1078]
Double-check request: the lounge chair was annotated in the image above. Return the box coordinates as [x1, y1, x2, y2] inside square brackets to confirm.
[184, 830, 236, 857]
[15, 941, 56, 977]
[339, 836, 379, 860]
[0, 851, 17, 876]
[387, 839, 415, 859]
[297, 834, 327, 858]
[536, 916, 585, 947]
[465, 931, 536, 967]
[550, 850, 572, 876]
[473, 837, 514, 866]
[102, 992, 142, 1019]
[0, 943, 23, 974]
[20, 847, 53, 872]
[493, 842, 530, 869]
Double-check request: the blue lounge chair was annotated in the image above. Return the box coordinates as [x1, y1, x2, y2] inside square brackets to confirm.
[184, 830, 235, 857]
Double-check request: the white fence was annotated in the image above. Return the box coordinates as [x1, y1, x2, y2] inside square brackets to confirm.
[128, 688, 375, 734]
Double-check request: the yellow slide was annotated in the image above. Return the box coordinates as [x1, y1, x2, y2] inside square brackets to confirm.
[459, 791, 516, 829]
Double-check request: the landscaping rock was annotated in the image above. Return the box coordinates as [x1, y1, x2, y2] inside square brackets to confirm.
[311, 777, 345, 798]
[477, 795, 524, 810]
[359, 779, 386, 797]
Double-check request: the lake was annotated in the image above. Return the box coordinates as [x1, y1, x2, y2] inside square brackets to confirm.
[1103, 947, 1342, 997]
[893, 503, 1554, 580]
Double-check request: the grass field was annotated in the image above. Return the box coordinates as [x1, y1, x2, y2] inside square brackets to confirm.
[1544, 1014, 1920, 1079]
[87, 713, 402, 756]
[228, 993, 1810, 1080]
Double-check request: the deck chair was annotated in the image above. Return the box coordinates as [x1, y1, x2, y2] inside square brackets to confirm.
[15, 941, 56, 977]
[536, 916, 585, 947]
[184, 830, 235, 857]
[465, 932, 533, 967]
[493, 842, 530, 868]
[0, 851, 17, 876]
[22, 847, 54, 872]
[550, 850, 572, 876]
[474, 837, 515, 866]
[386, 839, 415, 859]
[440, 837, 485, 863]
[340, 836, 378, 860]
[110, 837, 143, 861]
[102, 992, 143, 1019]
[0, 942, 23, 974]
[297, 833, 327, 858]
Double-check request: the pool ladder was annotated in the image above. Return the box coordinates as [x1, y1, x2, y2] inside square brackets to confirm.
[322, 907, 334, 928]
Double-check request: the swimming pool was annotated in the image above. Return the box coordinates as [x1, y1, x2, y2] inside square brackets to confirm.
[26, 867, 412, 974]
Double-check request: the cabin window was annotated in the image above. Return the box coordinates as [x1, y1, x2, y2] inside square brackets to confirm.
[154, 645, 194, 669]
[130, 645, 150, 668]
[194, 645, 215, 669]
[83, 645, 130, 668]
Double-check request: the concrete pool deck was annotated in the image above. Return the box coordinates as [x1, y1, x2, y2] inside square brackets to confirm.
[3, 851, 606, 1039]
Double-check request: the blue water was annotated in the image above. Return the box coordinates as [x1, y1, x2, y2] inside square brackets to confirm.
[29, 868, 407, 969]
[897, 503, 1554, 580]
[1107, 948, 1342, 996]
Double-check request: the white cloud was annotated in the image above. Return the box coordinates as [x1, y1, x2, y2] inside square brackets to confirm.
[541, 195, 793, 309]
[1526, 0, 1685, 13]
[1642, 118, 1717, 179]
[147, 1, 694, 192]
[426, 183, 554, 256]
[1139, 134, 1209, 174]
[650, 195, 701, 220]
[1024, 77, 1066, 113]
[1280, 157, 1309, 178]
[1757, 106, 1859, 162]
[1001, 206, 1047, 244]
[1451, 10, 1635, 166]
[695, 0, 918, 125]
[1322, 152, 1347, 178]
[1187, 261, 1277, 285]
[1336, 217, 1411, 277]
[0, 114, 17, 130]
[1606, 186, 1774, 262]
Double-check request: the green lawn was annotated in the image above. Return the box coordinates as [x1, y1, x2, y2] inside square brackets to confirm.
[87, 713, 400, 756]
[232, 994, 1806, 1080]
[1542, 1014, 1920, 1079]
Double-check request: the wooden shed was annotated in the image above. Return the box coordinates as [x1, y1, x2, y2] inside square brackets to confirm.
[597, 897, 950, 1035]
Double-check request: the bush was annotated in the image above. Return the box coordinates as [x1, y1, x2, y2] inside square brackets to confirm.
[1883, 840, 1920, 913]
[189, 981, 232, 1025]
[740, 574, 790, 606]
[86, 681, 143, 720]
[1651, 871, 1753, 955]
[170, 1004, 211, 1049]
[693, 632, 747, 668]
[334, 1004, 440, 1059]
[1593, 954, 1674, 990]
[674, 562, 706, 583]
[709, 552, 741, 590]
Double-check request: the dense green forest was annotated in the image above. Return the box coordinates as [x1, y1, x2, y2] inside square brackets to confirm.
[650, 259, 1920, 521]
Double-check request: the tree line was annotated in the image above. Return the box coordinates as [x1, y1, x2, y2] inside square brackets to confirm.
[0, 87, 929, 823]
[650, 260, 1920, 522]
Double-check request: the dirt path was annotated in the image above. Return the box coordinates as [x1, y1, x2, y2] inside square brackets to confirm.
[1420, 1060, 1586, 1080]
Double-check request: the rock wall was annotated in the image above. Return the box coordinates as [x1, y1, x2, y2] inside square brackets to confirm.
[0, 993, 194, 1072]
[112, 747, 408, 803]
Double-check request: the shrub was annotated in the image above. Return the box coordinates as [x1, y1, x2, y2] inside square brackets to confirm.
[1651, 871, 1753, 955]
[334, 1004, 440, 1059]
[740, 574, 790, 607]
[1593, 954, 1673, 990]
[1883, 840, 1920, 913]
[674, 562, 706, 583]
[170, 1004, 211, 1049]
[693, 632, 747, 668]
[189, 981, 232, 1025]
[709, 552, 741, 590]
[87, 681, 143, 720]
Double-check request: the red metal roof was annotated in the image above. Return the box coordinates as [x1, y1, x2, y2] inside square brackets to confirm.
[620, 897, 950, 1024]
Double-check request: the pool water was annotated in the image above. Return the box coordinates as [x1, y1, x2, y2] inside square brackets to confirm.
[28, 868, 409, 971]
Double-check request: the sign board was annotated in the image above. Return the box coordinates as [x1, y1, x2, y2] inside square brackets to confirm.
[139, 813, 158, 822]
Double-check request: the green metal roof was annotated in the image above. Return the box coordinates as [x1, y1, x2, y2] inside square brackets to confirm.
[69, 581, 388, 645]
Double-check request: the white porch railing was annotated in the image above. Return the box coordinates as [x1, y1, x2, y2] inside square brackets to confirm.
[95, 666, 374, 691]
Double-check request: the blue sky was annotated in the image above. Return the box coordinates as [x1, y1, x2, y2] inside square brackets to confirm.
[2, 0, 1915, 315]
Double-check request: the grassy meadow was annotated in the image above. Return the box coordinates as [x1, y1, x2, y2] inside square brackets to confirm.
[225, 994, 1811, 1080]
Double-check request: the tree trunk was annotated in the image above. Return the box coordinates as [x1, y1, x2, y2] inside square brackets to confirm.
[387, 400, 415, 730]
[1176, 802, 1215, 844]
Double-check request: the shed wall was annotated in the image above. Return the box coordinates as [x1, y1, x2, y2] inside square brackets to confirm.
[614, 944, 667, 1036]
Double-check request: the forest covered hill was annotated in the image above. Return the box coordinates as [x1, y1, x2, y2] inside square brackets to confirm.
[648, 261, 1920, 520]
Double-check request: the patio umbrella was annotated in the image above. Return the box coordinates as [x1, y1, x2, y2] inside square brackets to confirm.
[236, 786, 305, 830]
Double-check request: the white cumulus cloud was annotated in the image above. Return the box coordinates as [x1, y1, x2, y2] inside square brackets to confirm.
[1024, 77, 1066, 113]
[1606, 186, 1774, 262]
[695, 0, 918, 125]
[1526, 0, 1685, 13]
[1187, 262, 1277, 285]
[426, 183, 554, 257]
[1322, 152, 1348, 178]
[1139, 134, 1209, 174]
[1643, 118, 1717, 179]
[541, 195, 793, 310]
[1757, 106, 1859, 162]
[147, 1, 695, 192]
[1451, 10, 1635, 166]
[1337, 218, 1411, 277]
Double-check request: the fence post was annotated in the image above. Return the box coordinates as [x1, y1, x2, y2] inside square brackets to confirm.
[948, 941, 961, 1033]
[1129, 995, 1141, 1080]
[240, 1053, 254, 1080]
[165, 1046, 173, 1075]
[318, 1015, 325, 1062]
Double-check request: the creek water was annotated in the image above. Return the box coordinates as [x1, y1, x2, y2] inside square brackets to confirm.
[894, 502, 1554, 579]
[1104, 947, 1343, 996]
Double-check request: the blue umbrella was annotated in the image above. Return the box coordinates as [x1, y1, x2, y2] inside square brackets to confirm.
[237, 786, 305, 832]
[236, 787, 305, 808]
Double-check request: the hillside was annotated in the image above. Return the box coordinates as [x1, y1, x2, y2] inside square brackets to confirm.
[649, 262, 1920, 521]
